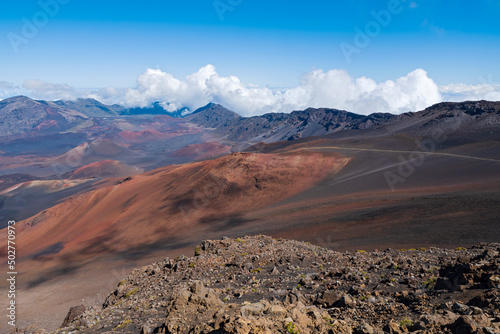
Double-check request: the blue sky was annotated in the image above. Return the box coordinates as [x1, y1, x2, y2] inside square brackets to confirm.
[1, 0, 499, 115]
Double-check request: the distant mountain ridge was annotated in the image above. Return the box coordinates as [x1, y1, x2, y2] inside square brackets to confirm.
[0, 96, 88, 137]
[382, 100, 500, 137]
[120, 101, 189, 116]
[1, 95, 499, 144]
[214, 107, 396, 143]
[52, 98, 124, 117]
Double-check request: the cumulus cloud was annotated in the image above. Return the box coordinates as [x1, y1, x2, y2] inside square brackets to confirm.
[440, 83, 500, 102]
[124, 66, 215, 111]
[123, 65, 443, 116]
[3, 65, 499, 116]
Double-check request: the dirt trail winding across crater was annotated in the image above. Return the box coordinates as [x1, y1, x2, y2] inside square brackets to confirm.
[298, 146, 500, 163]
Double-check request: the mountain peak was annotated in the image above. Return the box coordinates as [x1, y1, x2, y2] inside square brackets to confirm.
[1, 95, 36, 104]
[190, 102, 240, 117]
[184, 103, 241, 128]
[74, 97, 105, 104]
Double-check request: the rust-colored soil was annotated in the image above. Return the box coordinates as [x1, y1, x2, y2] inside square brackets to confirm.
[70, 160, 144, 179]
[5, 152, 347, 266]
[2, 134, 499, 331]
[170, 141, 231, 160]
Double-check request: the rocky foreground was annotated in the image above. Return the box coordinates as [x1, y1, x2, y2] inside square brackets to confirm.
[22, 236, 500, 333]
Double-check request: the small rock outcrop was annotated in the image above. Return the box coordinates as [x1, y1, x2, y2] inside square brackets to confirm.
[60, 305, 86, 328]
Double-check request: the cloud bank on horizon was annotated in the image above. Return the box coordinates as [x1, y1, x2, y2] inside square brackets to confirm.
[123, 65, 444, 116]
[2, 65, 500, 117]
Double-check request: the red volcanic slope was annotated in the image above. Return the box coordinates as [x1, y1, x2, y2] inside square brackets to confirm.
[10, 152, 348, 264]
[0, 179, 91, 196]
[34, 120, 58, 131]
[0, 155, 49, 172]
[70, 160, 144, 179]
[171, 141, 231, 160]
[55, 140, 141, 168]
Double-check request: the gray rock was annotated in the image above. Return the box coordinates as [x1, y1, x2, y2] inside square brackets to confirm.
[452, 302, 471, 315]
[316, 290, 341, 308]
[355, 323, 375, 334]
[337, 294, 355, 308]
[240, 302, 266, 317]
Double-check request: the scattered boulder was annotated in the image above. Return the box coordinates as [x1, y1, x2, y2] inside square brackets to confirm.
[316, 290, 341, 308]
[383, 320, 402, 334]
[46, 237, 498, 334]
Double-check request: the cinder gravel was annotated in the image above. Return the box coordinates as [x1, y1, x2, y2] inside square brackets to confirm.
[17, 236, 500, 333]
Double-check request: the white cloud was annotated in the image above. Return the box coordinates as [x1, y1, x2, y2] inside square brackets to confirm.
[122, 65, 443, 116]
[23, 79, 77, 101]
[0, 81, 23, 100]
[86, 86, 127, 105]
[290, 68, 442, 115]
[440, 83, 500, 102]
[124, 66, 215, 111]
[17, 80, 127, 105]
[0, 81, 16, 90]
[3, 66, 499, 116]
